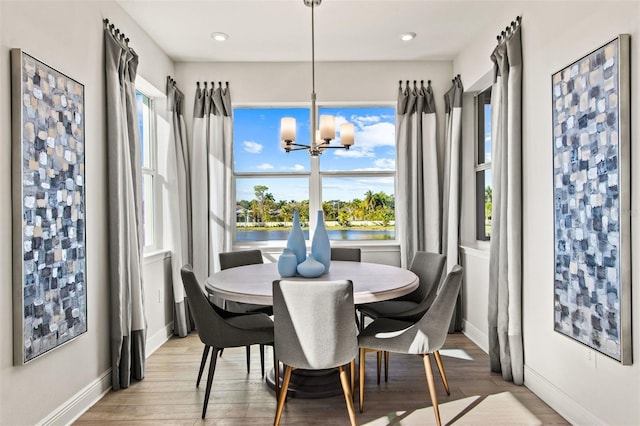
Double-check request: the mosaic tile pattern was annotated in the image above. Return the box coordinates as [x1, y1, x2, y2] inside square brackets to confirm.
[17, 52, 86, 362]
[552, 39, 622, 360]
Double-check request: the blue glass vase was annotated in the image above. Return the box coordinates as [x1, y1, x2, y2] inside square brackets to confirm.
[277, 248, 298, 278]
[311, 210, 331, 273]
[296, 254, 325, 278]
[287, 209, 306, 264]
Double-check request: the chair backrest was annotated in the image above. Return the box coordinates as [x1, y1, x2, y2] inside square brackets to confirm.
[330, 247, 361, 262]
[273, 279, 357, 369]
[399, 251, 446, 305]
[181, 264, 256, 348]
[415, 265, 464, 352]
[219, 250, 264, 270]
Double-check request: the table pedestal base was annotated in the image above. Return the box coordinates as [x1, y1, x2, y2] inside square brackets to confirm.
[266, 367, 355, 399]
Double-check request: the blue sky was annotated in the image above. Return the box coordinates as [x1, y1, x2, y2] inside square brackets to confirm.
[234, 106, 396, 202]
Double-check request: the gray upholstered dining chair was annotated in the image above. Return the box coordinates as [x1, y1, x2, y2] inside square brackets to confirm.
[180, 265, 274, 419]
[272, 279, 358, 426]
[331, 247, 362, 262]
[357, 251, 446, 382]
[201, 250, 271, 379]
[358, 264, 464, 426]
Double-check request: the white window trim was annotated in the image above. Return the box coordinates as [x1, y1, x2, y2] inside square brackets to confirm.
[135, 77, 165, 254]
[474, 85, 492, 242]
[233, 102, 397, 246]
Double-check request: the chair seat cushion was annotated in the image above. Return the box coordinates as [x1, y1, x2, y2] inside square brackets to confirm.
[358, 317, 431, 354]
[227, 312, 274, 331]
[358, 300, 419, 319]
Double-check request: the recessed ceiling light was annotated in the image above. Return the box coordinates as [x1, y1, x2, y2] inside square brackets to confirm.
[210, 32, 228, 42]
[401, 32, 416, 42]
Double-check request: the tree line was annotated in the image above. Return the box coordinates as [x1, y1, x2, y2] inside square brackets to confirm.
[237, 185, 395, 227]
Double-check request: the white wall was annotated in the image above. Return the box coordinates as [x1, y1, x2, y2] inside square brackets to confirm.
[175, 60, 454, 267]
[454, 2, 640, 424]
[0, 2, 175, 424]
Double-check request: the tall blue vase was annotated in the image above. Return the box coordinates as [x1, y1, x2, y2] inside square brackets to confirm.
[287, 209, 306, 264]
[311, 210, 331, 273]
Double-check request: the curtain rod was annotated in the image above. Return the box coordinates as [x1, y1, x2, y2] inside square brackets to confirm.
[398, 80, 432, 89]
[196, 81, 229, 88]
[497, 15, 521, 42]
[103, 18, 129, 45]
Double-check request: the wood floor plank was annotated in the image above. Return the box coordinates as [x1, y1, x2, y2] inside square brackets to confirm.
[75, 333, 568, 425]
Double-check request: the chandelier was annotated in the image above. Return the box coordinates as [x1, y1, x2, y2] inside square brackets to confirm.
[280, 0, 355, 156]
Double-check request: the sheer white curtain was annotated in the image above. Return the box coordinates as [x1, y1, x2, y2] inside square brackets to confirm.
[166, 76, 194, 337]
[103, 20, 146, 390]
[191, 82, 233, 293]
[395, 80, 440, 268]
[488, 20, 524, 384]
[442, 76, 464, 332]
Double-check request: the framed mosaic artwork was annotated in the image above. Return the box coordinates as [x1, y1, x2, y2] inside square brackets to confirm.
[552, 35, 631, 364]
[11, 49, 87, 365]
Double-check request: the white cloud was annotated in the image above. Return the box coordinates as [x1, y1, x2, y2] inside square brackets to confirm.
[351, 115, 382, 127]
[256, 163, 274, 170]
[281, 164, 306, 171]
[373, 158, 396, 170]
[243, 141, 263, 154]
[333, 148, 375, 159]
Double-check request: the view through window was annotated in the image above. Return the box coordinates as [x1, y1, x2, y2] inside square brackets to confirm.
[234, 106, 395, 242]
[476, 87, 492, 240]
[136, 91, 155, 249]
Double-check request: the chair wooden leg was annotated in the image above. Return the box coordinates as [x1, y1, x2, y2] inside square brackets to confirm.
[196, 345, 211, 387]
[274, 365, 293, 426]
[350, 359, 355, 395]
[202, 348, 220, 419]
[358, 348, 366, 413]
[245, 346, 251, 374]
[422, 354, 441, 426]
[338, 365, 358, 426]
[260, 344, 266, 377]
[376, 351, 382, 384]
[433, 350, 450, 395]
[384, 351, 389, 382]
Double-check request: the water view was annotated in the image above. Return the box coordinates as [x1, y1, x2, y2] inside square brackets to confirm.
[236, 228, 395, 242]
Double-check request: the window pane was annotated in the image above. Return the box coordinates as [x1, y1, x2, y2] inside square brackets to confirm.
[234, 107, 311, 173]
[136, 92, 152, 169]
[142, 174, 154, 247]
[235, 177, 310, 241]
[475, 169, 492, 240]
[322, 176, 395, 241]
[477, 88, 491, 165]
[319, 106, 395, 172]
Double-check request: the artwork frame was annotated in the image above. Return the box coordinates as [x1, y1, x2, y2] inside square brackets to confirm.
[11, 49, 87, 365]
[552, 35, 631, 364]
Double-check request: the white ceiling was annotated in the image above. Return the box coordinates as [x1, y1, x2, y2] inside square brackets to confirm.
[116, 0, 526, 63]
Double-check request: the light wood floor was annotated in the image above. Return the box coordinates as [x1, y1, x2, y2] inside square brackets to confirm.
[75, 333, 568, 425]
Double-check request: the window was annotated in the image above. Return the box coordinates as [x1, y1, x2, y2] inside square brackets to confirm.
[233, 105, 395, 242]
[475, 87, 492, 241]
[136, 91, 157, 249]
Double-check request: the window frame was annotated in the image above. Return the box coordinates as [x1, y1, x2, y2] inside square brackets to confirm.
[475, 85, 492, 241]
[136, 89, 161, 252]
[232, 102, 396, 245]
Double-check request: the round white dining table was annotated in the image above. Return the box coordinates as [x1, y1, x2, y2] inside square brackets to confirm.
[206, 260, 419, 305]
[206, 260, 419, 399]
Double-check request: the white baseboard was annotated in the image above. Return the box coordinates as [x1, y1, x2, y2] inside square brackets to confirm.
[462, 319, 489, 353]
[39, 322, 173, 426]
[524, 365, 603, 425]
[146, 322, 174, 357]
[38, 369, 111, 426]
